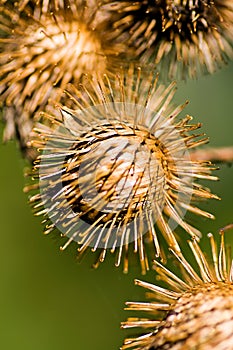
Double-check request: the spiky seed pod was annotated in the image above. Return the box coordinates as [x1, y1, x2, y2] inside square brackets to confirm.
[0, 1, 124, 160]
[100, 0, 233, 80]
[121, 225, 233, 349]
[25, 67, 219, 274]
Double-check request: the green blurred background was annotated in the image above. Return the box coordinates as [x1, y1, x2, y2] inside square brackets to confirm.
[0, 62, 232, 350]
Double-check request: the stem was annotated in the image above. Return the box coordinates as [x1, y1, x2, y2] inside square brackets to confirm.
[190, 146, 233, 164]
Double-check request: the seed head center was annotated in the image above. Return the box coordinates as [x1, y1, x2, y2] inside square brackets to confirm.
[65, 125, 166, 226]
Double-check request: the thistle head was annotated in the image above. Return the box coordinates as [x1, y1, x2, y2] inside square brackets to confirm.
[100, 0, 233, 80]
[0, 1, 124, 160]
[121, 224, 233, 349]
[25, 67, 219, 273]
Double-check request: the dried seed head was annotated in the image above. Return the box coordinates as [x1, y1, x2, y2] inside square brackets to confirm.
[0, 1, 124, 160]
[121, 225, 233, 349]
[25, 67, 219, 273]
[100, 0, 233, 80]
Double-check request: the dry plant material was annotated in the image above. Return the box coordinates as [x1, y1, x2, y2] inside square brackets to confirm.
[25, 67, 219, 273]
[0, 1, 124, 160]
[190, 145, 233, 164]
[4, 0, 78, 13]
[100, 0, 233, 79]
[122, 224, 233, 349]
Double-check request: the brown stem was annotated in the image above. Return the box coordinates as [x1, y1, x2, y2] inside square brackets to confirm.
[190, 146, 233, 164]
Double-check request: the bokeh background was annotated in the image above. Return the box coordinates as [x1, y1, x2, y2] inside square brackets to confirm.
[0, 61, 232, 350]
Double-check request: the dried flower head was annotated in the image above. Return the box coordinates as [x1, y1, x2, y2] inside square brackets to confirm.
[0, 1, 123, 160]
[25, 67, 219, 273]
[100, 0, 233, 79]
[121, 224, 233, 349]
